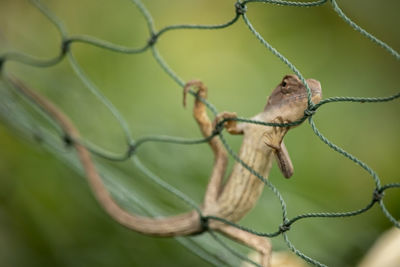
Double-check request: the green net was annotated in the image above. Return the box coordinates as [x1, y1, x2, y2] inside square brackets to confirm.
[0, 0, 399, 266]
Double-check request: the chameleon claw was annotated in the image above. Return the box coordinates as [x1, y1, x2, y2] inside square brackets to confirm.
[263, 117, 289, 150]
[183, 80, 207, 108]
[212, 112, 240, 135]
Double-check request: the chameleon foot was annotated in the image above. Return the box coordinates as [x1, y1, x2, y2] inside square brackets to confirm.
[183, 80, 207, 107]
[263, 117, 289, 150]
[212, 111, 243, 135]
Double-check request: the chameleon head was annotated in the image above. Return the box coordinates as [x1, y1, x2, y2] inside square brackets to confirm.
[264, 74, 322, 122]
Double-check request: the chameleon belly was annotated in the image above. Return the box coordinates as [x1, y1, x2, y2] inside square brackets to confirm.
[216, 126, 274, 222]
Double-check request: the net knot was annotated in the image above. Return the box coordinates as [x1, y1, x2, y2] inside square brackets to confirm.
[235, 2, 247, 15]
[373, 188, 384, 202]
[127, 143, 137, 157]
[200, 216, 209, 231]
[147, 33, 158, 46]
[63, 134, 73, 147]
[212, 121, 225, 136]
[304, 108, 316, 117]
[279, 221, 291, 233]
[61, 39, 71, 55]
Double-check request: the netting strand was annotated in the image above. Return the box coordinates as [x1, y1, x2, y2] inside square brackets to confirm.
[0, 0, 399, 266]
[330, 0, 400, 60]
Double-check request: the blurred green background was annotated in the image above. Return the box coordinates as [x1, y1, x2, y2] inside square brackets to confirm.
[0, 0, 399, 266]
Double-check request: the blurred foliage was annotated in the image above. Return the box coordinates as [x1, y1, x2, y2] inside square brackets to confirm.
[0, 0, 399, 266]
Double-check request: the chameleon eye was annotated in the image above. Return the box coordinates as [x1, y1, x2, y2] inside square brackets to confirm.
[281, 80, 291, 94]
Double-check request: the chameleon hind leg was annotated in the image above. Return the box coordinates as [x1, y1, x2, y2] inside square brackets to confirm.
[216, 224, 272, 267]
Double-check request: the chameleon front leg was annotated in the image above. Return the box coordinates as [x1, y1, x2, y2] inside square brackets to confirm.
[263, 117, 294, 178]
[216, 224, 272, 267]
[274, 142, 294, 178]
[183, 81, 229, 207]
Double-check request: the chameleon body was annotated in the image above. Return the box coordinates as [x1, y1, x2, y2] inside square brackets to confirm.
[8, 74, 322, 266]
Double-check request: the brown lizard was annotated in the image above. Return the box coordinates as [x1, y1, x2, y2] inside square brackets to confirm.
[8, 74, 322, 267]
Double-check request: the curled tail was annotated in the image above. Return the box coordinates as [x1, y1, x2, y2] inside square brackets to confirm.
[8, 76, 203, 237]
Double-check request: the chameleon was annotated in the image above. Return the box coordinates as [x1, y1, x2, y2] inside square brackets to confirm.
[8, 74, 322, 267]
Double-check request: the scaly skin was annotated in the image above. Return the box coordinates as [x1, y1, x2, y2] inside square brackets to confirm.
[204, 74, 322, 223]
[8, 74, 322, 267]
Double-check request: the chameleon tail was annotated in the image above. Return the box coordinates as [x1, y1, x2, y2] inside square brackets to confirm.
[8, 76, 203, 237]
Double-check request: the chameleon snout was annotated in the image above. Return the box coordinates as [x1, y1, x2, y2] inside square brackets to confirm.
[305, 78, 322, 105]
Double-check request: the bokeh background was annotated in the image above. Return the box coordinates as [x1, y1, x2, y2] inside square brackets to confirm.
[0, 0, 399, 266]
